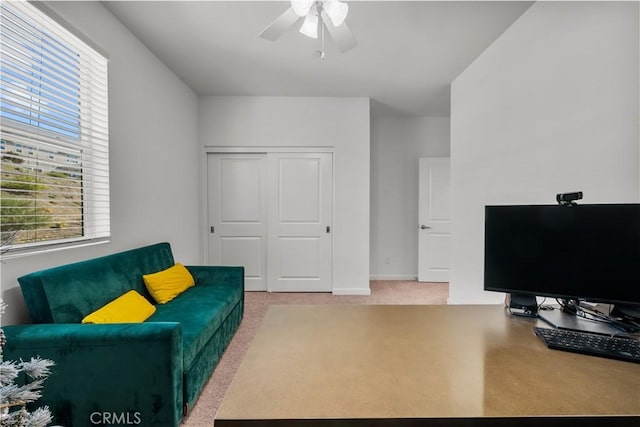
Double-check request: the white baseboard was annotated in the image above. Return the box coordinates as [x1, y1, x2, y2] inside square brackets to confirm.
[332, 288, 371, 296]
[369, 274, 417, 281]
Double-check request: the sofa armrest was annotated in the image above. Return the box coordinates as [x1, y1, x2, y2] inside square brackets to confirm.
[2, 322, 183, 427]
[186, 265, 244, 291]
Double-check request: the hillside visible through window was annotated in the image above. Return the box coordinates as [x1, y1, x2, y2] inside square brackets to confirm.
[1, 139, 83, 245]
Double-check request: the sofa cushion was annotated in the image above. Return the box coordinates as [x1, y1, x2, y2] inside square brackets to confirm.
[18, 243, 175, 324]
[82, 290, 156, 324]
[147, 283, 242, 369]
[143, 263, 195, 304]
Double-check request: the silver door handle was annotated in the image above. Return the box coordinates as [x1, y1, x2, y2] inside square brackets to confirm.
[420, 225, 431, 230]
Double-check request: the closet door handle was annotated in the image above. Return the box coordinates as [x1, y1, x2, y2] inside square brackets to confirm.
[326, 226, 331, 234]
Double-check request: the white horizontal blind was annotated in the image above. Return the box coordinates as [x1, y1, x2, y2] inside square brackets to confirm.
[0, 1, 109, 254]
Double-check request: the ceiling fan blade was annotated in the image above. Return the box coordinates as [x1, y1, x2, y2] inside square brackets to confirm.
[259, 7, 300, 41]
[321, 11, 357, 53]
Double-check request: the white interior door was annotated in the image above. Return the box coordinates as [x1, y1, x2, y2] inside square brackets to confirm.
[418, 157, 450, 282]
[208, 154, 268, 291]
[267, 153, 333, 292]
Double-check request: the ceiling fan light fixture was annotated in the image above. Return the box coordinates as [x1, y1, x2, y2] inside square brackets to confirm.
[323, 0, 348, 27]
[291, 0, 314, 17]
[299, 13, 319, 38]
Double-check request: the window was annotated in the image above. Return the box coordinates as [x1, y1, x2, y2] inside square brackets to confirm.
[1, 2, 109, 255]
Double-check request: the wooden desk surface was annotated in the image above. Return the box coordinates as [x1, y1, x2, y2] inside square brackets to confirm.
[216, 305, 639, 426]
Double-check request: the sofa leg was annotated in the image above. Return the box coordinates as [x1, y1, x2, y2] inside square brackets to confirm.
[183, 403, 189, 416]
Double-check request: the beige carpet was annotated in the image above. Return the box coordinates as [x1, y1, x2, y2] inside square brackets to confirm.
[181, 280, 449, 427]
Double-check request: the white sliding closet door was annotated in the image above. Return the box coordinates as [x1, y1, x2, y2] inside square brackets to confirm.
[207, 152, 333, 292]
[267, 153, 333, 292]
[208, 154, 268, 291]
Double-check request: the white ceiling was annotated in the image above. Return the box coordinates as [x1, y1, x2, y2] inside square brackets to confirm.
[103, 1, 533, 116]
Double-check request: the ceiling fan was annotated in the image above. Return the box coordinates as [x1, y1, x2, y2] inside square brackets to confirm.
[260, 0, 357, 54]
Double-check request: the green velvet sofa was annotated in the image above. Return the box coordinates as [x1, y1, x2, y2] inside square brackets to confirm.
[3, 242, 244, 427]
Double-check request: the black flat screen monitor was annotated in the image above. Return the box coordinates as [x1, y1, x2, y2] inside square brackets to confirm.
[484, 204, 640, 310]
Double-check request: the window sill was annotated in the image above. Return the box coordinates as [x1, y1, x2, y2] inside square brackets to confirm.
[0, 238, 110, 261]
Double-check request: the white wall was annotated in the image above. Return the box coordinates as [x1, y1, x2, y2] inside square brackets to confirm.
[1, 1, 200, 324]
[450, 1, 639, 304]
[199, 96, 371, 295]
[370, 116, 450, 280]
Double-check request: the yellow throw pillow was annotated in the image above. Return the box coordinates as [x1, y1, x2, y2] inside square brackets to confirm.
[82, 290, 156, 324]
[143, 263, 195, 304]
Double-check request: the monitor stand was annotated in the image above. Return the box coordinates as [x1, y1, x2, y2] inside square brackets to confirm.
[611, 304, 640, 321]
[538, 309, 626, 336]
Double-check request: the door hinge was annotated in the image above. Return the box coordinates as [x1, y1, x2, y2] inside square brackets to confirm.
[210, 226, 215, 234]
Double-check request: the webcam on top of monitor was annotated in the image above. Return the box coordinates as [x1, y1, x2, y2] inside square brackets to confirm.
[556, 191, 583, 206]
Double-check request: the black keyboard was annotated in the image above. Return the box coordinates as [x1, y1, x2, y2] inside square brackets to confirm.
[533, 327, 640, 364]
